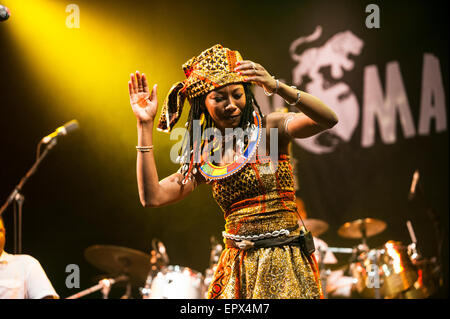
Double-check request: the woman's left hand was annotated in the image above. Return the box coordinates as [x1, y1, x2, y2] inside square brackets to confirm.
[234, 60, 277, 94]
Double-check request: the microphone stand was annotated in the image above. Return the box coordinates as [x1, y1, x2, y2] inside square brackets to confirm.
[0, 138, 58, 254]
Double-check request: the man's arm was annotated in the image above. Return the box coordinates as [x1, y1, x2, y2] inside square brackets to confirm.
[24, 256, 59, 299]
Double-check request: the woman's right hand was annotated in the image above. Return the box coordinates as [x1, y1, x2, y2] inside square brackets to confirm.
[128, 71, 158, 124]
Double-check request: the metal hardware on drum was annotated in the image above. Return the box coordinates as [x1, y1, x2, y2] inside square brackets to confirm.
[349, 248, 384, 299]
[378, 241, 418, 298]
[151, 238, 169, 266]
[66, 275, 129, 299]
[337, 218, 384, 298]
[406, 220, 420, 261]
[142, 265, 205, 299]
[139, 238, 209, 299]
[327, 247, 354, 254]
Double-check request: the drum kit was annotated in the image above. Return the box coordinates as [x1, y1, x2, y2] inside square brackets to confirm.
[309, 217, 441, 299]
[66, 218, 440, 299]
[66, 238, 221, 299]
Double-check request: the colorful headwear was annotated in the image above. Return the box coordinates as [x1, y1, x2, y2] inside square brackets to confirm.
[157, 44, 246, 133]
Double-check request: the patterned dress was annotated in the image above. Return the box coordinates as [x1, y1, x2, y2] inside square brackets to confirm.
[206, 153, 323, 299]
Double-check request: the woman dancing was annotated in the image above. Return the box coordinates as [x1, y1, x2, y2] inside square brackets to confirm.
[128, 44, 338, 299]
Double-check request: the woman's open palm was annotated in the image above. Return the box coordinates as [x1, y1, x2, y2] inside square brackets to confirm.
[128, 71, 158, 123]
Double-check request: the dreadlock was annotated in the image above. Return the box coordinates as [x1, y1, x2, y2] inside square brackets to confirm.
[178, 83, 263, 183]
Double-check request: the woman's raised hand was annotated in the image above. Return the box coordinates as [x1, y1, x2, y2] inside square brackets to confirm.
[234, 60, 278, 94]
[128, 71, 158, 124]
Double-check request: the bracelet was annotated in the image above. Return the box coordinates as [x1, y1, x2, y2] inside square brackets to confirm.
[263, 78, 279, 96]
[136, 145, 154, 152]
[285, 86, 301, 105]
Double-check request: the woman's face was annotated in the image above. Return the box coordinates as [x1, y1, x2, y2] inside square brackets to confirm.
[204, 84, 246, 132]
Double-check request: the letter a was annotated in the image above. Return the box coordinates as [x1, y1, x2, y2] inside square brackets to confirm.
[365, 4, 380, 29]
[65, 264, 80, 289]
[418, 53, 447, 135]
[65, 4, 80, 29]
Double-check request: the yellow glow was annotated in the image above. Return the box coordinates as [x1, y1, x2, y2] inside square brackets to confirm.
[385, 242, 404, 274]
[2, 0, 182, 156]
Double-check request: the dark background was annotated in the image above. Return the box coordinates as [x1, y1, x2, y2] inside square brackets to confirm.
[0, 0, 448, 299]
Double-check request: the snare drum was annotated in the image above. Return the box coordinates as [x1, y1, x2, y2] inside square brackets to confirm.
[143, 265, 205, 299]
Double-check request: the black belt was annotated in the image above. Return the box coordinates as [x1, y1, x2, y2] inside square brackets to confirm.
[226, 235, 302, 250]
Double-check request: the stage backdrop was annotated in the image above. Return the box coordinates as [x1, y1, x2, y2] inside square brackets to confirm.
[0, 0, 448, 298]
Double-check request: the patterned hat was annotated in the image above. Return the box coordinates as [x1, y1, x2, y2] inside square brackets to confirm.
[157, 44, 246, 133]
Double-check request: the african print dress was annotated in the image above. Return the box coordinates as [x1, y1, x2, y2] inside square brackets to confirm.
[206, 154, 323, 299]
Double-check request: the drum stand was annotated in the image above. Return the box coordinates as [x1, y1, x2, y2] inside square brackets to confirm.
[317, 247, 329, 298]
[140, 268, 157, 298]
[121, 282, 133, 299]
[369, 250, 382, 299]
[359, 220, 369, 250]
[66, 275, 129, 299]
[359, 222, 383, 299]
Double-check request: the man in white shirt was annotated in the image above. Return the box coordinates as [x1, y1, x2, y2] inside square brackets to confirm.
[0, 216, 59, 299]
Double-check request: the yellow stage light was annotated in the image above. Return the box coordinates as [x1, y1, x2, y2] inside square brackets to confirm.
[2, 0, 184, 158]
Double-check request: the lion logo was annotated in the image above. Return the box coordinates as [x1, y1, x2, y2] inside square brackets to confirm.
[290, 26, 364, 154]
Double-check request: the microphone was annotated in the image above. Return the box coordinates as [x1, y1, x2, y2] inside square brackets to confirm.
[408, 169, 420, 200]
[42, 120, 79, 144]
[0, 5, 10, 22]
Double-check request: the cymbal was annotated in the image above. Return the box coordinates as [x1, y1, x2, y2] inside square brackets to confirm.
[84, 245, 151, 286]
[303, 218, 329, 237]
[338, 218, 386, 239]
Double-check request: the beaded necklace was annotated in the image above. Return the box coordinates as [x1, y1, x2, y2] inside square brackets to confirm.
[199, 111, 262, 181]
